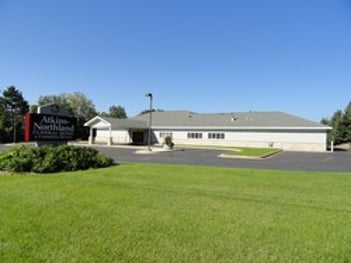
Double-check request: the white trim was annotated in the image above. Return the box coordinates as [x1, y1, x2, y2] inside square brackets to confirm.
[84, 116, 109, 126]
[84, 116, 111, 128]
[151, 126, 331, 131]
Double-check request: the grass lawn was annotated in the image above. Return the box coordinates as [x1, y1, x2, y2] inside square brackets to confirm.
[1, 164, 351, 262]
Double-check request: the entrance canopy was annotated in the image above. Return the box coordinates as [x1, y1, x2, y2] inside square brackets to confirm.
[84, 116, 148, 145]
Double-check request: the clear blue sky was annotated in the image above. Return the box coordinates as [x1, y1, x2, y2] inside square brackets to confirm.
[1, 0, 350, 121]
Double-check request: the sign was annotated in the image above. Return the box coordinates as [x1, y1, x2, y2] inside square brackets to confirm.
[38, 103, 70, 116]
[25, 113, 77, 141]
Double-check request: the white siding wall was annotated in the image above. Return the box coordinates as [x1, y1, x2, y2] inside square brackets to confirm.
[94, 128, 328, 152]
[95, 129, 131, 144]
[154, 129, 328, 152]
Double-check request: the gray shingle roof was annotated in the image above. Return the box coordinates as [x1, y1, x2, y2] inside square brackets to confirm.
[131, 111, 330, 130]
[103, 117, 148, 129]
[85, 116, 147, 129]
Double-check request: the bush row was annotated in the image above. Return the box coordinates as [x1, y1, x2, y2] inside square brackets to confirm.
[0, 145, 114, 173]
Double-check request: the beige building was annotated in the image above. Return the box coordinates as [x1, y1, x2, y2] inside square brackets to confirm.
[84, 111, 331, 152]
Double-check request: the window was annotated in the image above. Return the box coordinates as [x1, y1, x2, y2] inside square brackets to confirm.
[187, 132, 203, 139]
[208, 133, 225, 139]
[160, 132, 172, 138]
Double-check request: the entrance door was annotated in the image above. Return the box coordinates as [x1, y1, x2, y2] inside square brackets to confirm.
[132, 131, 145, 145]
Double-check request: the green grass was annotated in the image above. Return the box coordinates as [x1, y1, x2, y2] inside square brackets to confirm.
[228, 147, 281, 158]
[1, 164, 351, 262]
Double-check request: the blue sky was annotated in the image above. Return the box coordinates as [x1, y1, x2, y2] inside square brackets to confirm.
[1, 0, 350, 121]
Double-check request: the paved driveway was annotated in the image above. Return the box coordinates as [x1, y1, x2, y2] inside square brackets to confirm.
[93, 146, 351, 172]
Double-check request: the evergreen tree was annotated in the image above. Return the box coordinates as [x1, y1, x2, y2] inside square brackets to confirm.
[322, 100, 351, 145]
[342, 101, 351, 143]
[0, 86, 29, 143]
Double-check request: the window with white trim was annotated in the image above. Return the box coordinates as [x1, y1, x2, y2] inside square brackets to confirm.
[208, 133, 225, 139]
[187, 132, 203, 139]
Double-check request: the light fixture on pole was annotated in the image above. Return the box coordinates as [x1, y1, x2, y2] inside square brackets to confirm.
[145, 93, 153, 151]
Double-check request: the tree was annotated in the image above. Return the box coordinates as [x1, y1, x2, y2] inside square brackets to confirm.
[37, 92, 97, 120]
[99, 105, 128, 119]
[321, 100, 351, 145]
[320, 117, 330, 126]
[341, 101, 351, 143]
[0, 86, 29, 143]
[36, 92, 97, 139]
[108, 105, 127, 119]
[329, 110, 344, 144]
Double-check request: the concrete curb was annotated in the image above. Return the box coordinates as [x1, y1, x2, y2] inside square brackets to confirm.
[135, 148, 184, 155]
[218, 154, 262, 160]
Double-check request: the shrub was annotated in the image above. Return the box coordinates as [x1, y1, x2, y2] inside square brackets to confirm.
[164, 136, 174, 148]
[0, 145, 114, 173]
[0, 145, 38, 173]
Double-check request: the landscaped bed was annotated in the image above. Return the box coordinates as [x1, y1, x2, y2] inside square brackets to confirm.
[1, 164, 350, 262]
[227, 147, 282, 158]
[179, 145, 281, 158]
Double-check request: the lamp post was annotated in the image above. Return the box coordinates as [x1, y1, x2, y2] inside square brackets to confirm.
[145, 93, 153, 151]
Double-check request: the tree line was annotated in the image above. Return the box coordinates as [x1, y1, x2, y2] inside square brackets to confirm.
[3, 85, 349, 145]
[0, 86, 127, 143]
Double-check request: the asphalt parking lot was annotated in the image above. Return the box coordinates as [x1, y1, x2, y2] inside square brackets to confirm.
[93, 145, 351, 172]
[0, 144, 350, 172]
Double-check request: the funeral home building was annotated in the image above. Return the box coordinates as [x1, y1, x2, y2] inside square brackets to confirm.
[84, 111, 331, 152]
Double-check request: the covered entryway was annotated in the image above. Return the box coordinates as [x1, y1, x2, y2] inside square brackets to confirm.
[84, 116, 148, 145]
[131, 131, 145, 145]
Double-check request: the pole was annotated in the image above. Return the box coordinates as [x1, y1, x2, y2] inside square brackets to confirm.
[146, 93, 153, 151]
